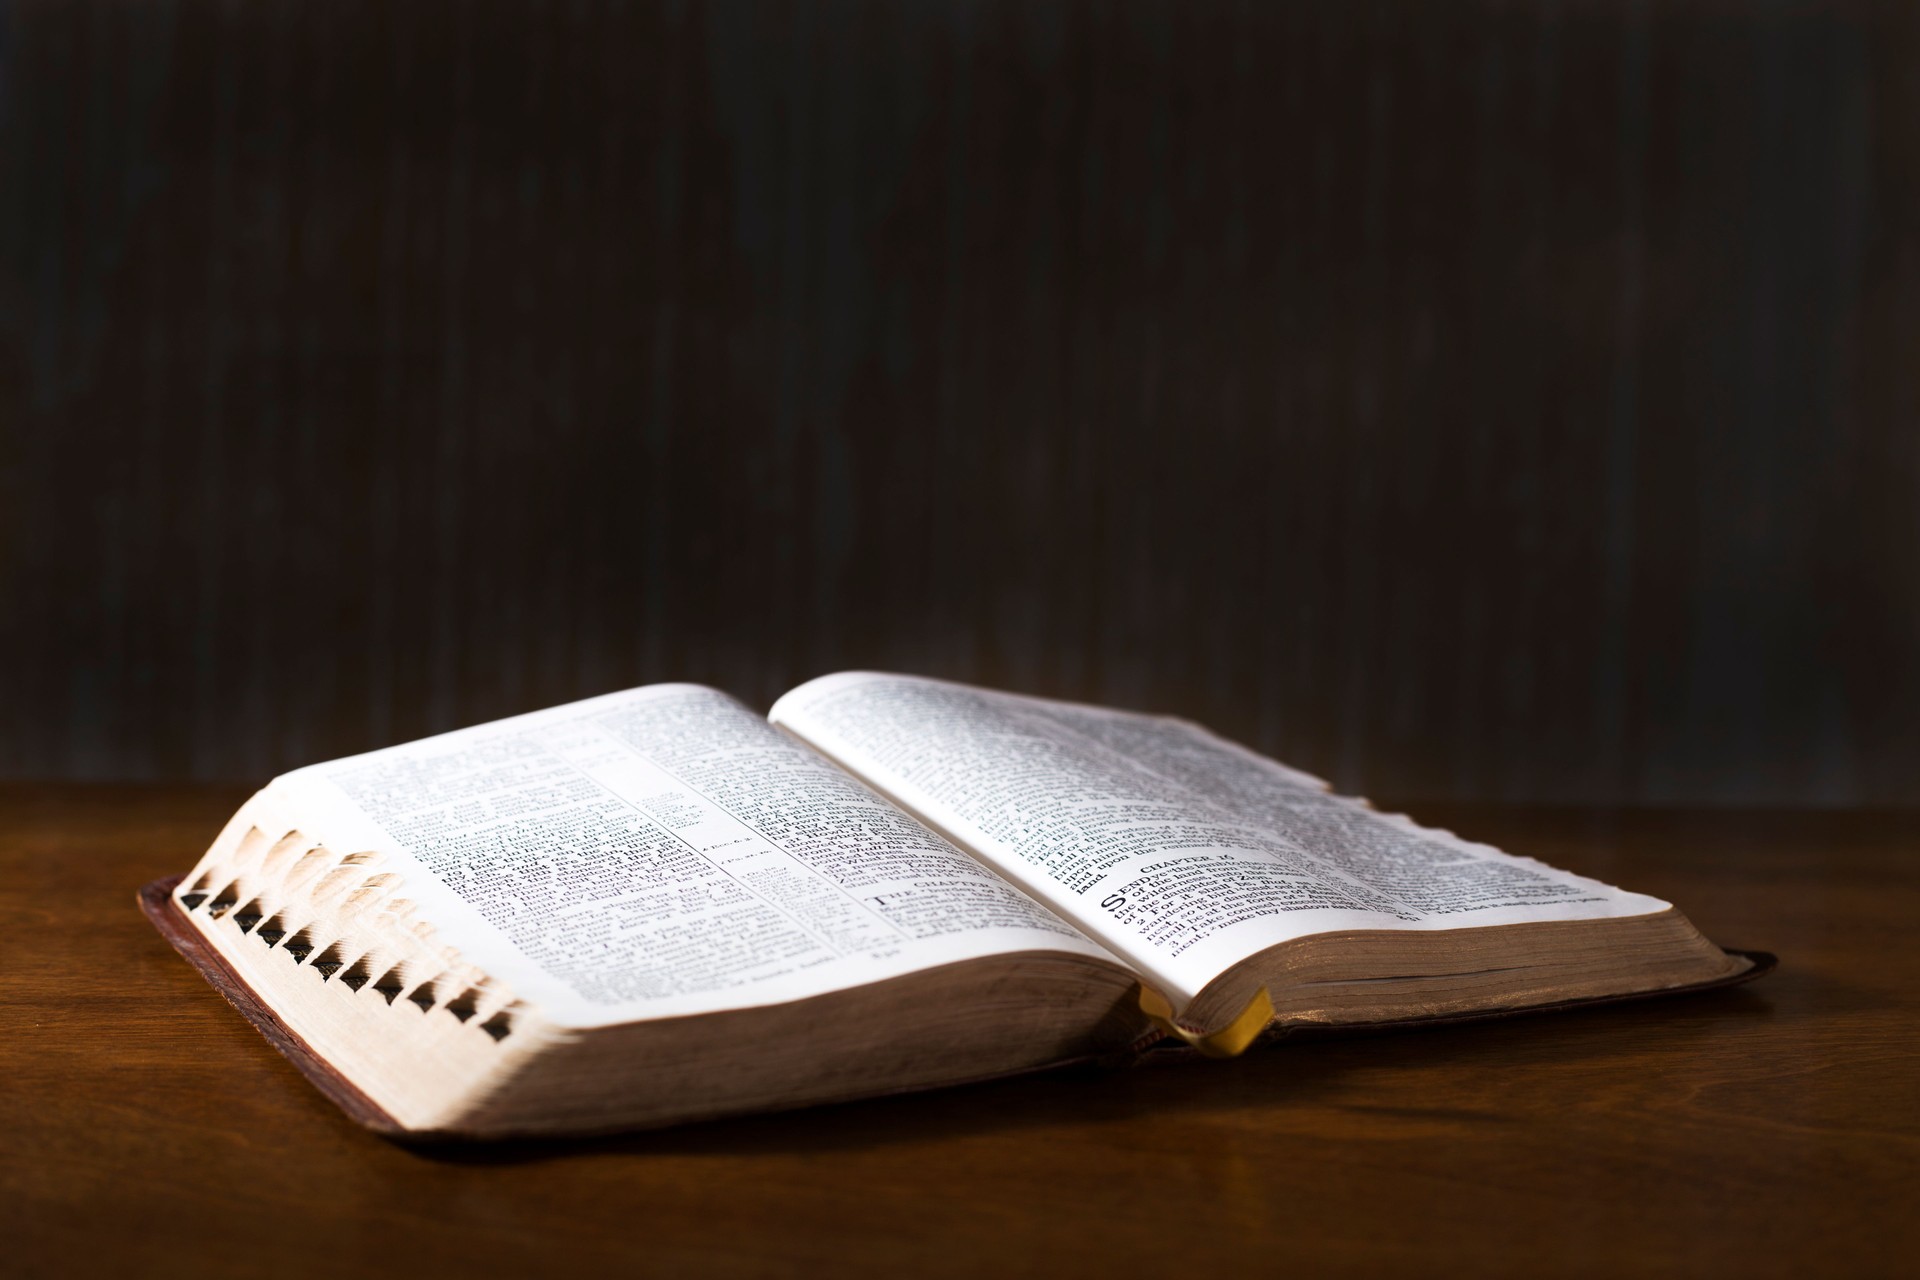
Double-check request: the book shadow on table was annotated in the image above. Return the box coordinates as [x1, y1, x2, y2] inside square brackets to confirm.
[410, 983, 1780, 1166]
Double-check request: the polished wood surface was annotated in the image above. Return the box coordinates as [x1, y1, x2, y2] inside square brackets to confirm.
[4, 783, 1915, 1276]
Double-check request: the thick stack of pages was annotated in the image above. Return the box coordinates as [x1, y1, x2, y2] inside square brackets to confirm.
[145, 673, 1763, 1137]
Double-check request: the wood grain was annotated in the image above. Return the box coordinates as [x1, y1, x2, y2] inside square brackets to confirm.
[4, 2, 1918, 803]
[3, 783, 1914, 1277]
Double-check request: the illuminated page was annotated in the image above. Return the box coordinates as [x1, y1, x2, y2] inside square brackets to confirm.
[771, 673, 1670, 1011]
[271, 684, 1113, 1029]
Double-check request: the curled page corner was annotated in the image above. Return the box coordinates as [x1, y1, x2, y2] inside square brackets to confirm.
[1137, 985, 1275, 1059]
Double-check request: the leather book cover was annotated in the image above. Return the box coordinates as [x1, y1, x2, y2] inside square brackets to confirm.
[141, 874, 1777, 1137]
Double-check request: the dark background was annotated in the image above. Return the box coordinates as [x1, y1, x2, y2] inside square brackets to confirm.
[3, 0, 1914, 804]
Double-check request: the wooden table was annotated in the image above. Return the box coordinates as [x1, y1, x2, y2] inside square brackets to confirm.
[4, 784, 1915, 1277]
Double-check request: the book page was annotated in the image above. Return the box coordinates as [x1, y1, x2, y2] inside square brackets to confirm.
[770, 673, 1671, 1011]
[269, 684, 1116, 1028]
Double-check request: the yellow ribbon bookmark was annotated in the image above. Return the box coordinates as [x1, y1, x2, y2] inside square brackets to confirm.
[1137, 985, 1276, 1059]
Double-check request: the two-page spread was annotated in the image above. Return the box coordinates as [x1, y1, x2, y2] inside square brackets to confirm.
[148, 673, 1762, 1136]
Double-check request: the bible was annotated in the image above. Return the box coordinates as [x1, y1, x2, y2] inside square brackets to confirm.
[142, 672, 1767, 1138]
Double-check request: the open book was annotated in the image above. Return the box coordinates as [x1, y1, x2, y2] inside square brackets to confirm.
[144, 673, 1765, 1138]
